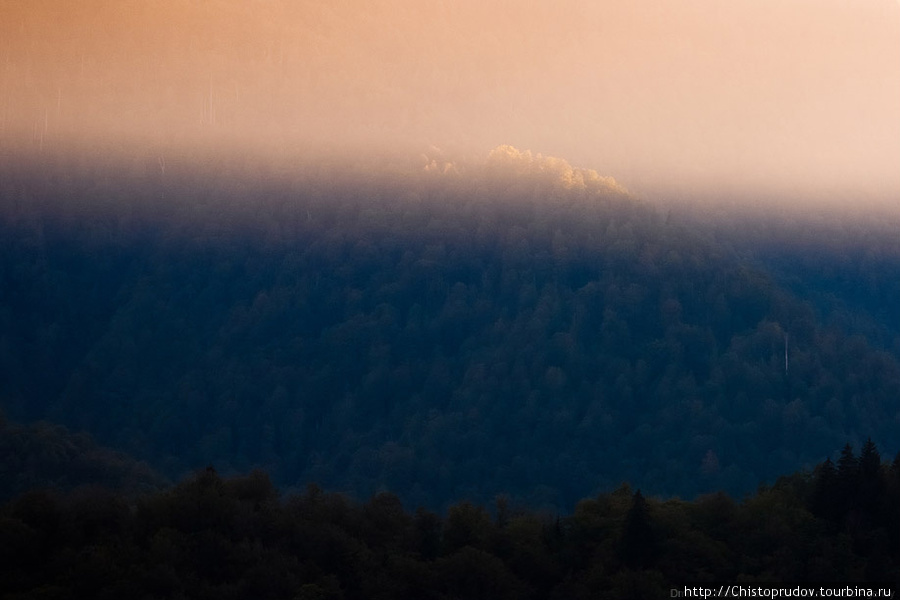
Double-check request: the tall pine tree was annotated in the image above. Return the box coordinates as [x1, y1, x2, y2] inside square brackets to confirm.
[835, 443, 858, 518]
[857, 438, 883, 521]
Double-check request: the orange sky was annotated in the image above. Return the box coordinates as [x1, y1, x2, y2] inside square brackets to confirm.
[2, 0, 899, 202]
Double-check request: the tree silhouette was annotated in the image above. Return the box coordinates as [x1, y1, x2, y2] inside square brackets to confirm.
[811, 457, 838, 522]
[857, 438, 883, 520]
[619, 489, 655, 569]
[836, 443, 859, 518]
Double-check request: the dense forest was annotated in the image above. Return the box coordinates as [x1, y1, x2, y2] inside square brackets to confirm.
[1, 439, 898, 598]
[2, 145, 900, 509]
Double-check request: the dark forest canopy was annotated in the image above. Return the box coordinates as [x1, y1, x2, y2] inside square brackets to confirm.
[0, 411, 168, 503]
[2, 146, 900, 510]
[1, 441, 899, 599]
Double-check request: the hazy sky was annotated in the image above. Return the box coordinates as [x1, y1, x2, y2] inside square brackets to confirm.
[2, 0, 899, 201]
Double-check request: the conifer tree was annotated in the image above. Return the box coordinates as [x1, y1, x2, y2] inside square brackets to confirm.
[836, 443, 859, 518]
[811, 457, 838, 521]
[857, 438, 883, 520]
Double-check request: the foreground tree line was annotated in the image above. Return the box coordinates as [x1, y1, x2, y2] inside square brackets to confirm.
[2, 441, 898, 600]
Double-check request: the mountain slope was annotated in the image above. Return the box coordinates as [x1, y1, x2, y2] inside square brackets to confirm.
[2, 148, 899, 508]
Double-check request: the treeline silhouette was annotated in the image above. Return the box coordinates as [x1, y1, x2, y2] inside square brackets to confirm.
[0, 412, 167, 503]
[1, 441, 898, 599]
[3, 149, 900, 508]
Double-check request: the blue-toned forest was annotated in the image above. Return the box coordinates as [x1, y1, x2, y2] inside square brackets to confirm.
[2, 148, 900, 513]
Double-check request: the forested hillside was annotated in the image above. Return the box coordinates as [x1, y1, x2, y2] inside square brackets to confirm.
[2, 147, 899, 508]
